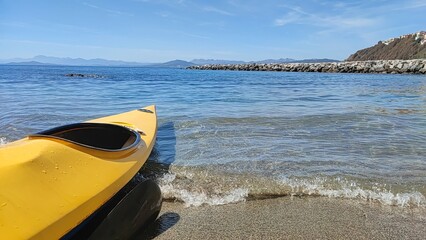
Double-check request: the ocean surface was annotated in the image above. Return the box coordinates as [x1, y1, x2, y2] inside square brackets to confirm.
[1, 65, 425, 208]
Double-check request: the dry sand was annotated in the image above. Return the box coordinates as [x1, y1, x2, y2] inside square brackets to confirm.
[135, 197, 426, 239]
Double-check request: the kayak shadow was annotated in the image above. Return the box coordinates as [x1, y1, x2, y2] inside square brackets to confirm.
[131, 212, 180, 240]
[140, 121, 176, 179]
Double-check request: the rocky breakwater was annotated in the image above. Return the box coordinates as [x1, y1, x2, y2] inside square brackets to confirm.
[188, 59, 426, 74]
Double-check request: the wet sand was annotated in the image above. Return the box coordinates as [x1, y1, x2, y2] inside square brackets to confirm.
[136, 197, 426, 239]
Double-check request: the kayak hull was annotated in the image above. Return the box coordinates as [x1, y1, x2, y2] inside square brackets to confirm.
[0, 105, 158, 239]
[64, 178, 162, 240]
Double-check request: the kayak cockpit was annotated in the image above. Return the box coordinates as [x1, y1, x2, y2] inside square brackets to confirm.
[29, 123, 140, 152]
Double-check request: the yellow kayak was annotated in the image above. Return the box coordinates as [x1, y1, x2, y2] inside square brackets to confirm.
[0, 105, 160, 239]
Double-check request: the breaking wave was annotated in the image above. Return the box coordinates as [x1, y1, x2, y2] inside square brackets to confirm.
[159, 172, 248, 207]
[156, 166, 426, 208]
[281, 177, 425, 208]
[0, 137, 8, 146]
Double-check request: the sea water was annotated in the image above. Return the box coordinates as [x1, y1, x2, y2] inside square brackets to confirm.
[1, 65, 425, 208]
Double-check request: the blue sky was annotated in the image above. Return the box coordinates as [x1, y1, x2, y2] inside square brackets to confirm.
[0, 0, 425, 62]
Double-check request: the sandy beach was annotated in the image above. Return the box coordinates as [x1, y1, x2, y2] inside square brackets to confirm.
[136, 197, 426, 239]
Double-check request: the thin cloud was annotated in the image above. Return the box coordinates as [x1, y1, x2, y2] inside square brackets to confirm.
[274, 5, 379, 29]
[203, 6, 234, 16]
[155, 11, 170, 18]
[83, 2, 134, 17]
[1, 39, 103, 49]
[329, 0, 426, 13]
[197, 21, 226, 28]
[1, 20, 101, 35]
[177, 31, 210, 39]
[274, 12, 301, 26]
[399, 0, 426, 9]
[331, 17, 377, 28]
[133, 0, 186, 5]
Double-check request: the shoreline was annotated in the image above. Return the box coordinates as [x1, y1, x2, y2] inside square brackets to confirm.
[137, 197, 426, 239]
[188, 59, 426, 74]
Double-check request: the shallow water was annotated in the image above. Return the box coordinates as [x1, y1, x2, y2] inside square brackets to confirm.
[1, 65, 425, 207]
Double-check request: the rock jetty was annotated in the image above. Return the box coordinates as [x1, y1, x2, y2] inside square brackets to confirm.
[187, 59, 426, 74]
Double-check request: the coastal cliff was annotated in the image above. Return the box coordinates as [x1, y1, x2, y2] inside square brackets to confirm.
[347, 31, 426, 61]
[188, 59, 426, 74]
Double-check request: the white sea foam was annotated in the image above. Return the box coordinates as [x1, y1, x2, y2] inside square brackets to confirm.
[159, 173, 248, 207]
[165, 188, 248, 207]
[158, 171, 425, 208]
[281, 177, 426, 208]
[0, 137, 8, 146]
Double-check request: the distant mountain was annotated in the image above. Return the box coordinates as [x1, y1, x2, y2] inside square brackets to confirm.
[253, 58, 296, 63]
[254, 58, 339, 63]
[149, 60, 195, 68]
[288, 58, 340, 63]
[0, 55, 340, 67]
[0, 55, 195, 67]
[191, 59, 246, 65]
[0, 55, 149, 66]
[347, 31, 426, 61]
[5, 61, 57, 66]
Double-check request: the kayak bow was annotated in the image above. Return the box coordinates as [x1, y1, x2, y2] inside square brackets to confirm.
[0, 105, 158, 239]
